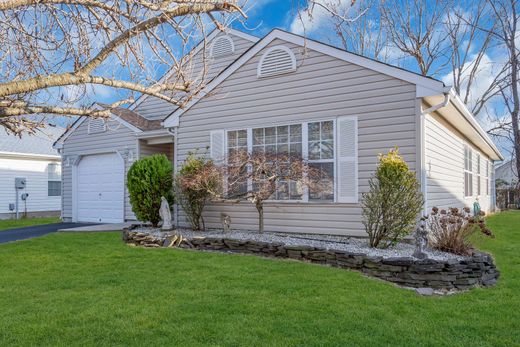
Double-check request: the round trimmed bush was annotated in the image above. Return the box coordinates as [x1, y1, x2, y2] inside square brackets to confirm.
[127, 154, 174, 227]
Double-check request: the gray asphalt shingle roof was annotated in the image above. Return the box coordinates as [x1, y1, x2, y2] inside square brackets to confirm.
[0, 125, 65, 156]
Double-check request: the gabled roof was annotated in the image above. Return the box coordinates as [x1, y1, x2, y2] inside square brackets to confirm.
[1, 124, 64, 158]
[53, 105, 148, 149]
[163, 28, 447, 128]
[163, 28, 503, 161]
[128, 27, 259, 112]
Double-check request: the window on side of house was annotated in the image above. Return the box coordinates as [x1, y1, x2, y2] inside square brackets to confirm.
[486, 160, 490, 196]
[464, 145, 473, 197]
[477, 153, 481, 196]
[48, 163, 62, 197]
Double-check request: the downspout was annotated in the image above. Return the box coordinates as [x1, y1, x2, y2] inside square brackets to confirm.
[419, 89, 451, 213]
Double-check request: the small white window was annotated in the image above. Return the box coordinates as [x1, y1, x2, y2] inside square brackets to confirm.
[210, 35, 235, 58]
[477, 153, 481, 196]
[464, 145, 473, 197]
[48, 163, 61, 197]
[257, 45, 297, 78]
[88, 118, 106, 134]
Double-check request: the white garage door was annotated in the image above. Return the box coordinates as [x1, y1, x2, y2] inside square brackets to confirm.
[76, 153, 124, 223]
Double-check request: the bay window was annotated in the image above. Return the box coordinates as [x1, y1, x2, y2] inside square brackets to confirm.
[226, 120, 335, 202]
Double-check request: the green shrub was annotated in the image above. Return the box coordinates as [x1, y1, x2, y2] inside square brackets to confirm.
[174, 152, 221, 230]
[362, 148, 423, 248]
[127, 154, 174, 227]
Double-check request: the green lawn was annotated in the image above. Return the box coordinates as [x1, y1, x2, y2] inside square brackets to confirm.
[0, 212, 518, 346]
[0, 217, 60, 231]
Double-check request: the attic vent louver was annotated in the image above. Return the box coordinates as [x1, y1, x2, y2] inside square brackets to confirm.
[257, 45, 297, 78]
[88, 118, 106, 134]
[210, 35, 235, 58]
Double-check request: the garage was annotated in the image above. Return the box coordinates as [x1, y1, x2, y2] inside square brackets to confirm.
[76, 152, 125, 223]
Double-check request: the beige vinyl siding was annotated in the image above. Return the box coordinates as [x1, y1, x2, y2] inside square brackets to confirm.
[134, 33, 256, 121]
[424, 111, 492, 213]
[176, 39, 418, 237]
[61, 119, 137, 221]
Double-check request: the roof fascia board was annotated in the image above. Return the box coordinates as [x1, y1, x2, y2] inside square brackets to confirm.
[447, 89, 504, 160]
[164, 29, 445, 127]
[129, 28, 259, 111]
[0, 151, 60, 160]
[53, 110, 142, 149]
[53, 116, 87, 149]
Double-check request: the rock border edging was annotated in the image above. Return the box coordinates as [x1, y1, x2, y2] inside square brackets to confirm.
[122, 228, 499, 291]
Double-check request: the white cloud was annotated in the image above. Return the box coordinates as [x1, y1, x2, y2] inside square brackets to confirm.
[289, 0, 354, 35]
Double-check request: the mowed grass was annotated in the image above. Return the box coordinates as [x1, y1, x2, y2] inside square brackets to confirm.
[0, 212, 519, 346]
[0, 217, 60, 231]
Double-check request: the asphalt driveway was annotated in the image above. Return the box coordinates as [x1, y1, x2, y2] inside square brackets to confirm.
[0, 223, 98, 244]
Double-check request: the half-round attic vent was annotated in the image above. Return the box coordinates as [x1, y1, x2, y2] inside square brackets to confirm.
[257, 45, 297, 78]
[210, 35, 235, 58]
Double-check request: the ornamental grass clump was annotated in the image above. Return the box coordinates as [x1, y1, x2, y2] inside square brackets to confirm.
[362, 148, 423, 248]
[427, 207, 495, 256]
[127, 154, 174, 227]
[174, 153, 221, 231]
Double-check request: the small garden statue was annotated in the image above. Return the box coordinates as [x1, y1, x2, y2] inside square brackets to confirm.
[220, 213, 231, 232]
[159, 196, 173, 231]
[473, 198, 481, 217]
[413, 219, 428, 259]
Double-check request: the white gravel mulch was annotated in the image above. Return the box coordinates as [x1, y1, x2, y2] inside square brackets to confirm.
[132, 226, 466, 261]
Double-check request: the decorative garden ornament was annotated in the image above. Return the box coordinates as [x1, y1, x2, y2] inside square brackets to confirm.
[159, 196, 173, 231]
[221, 213, 231, 232]
[413, 220, 428, 259]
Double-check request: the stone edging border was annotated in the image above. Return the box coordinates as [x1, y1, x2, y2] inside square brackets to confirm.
[122, 229, 499, 292]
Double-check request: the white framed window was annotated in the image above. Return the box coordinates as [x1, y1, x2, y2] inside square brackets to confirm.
[308, 121, 334, 201]
[476, 153, 481, 196]
[464, 144, 473, 197]
[485, 159, 490, 196]
[223, 120, 338, 202]
[48, 163, 61, 197]
[252, 124, 304, 200]
[226, 129, 248, 197]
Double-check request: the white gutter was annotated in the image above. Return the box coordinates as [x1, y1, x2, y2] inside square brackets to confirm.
[0, 151, 61, 160]
[421, 88, 451, 115]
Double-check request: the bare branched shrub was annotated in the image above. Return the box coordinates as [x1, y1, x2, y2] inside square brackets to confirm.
[174, 152, 222, 231]
[426, 207, 495, 256]
[225, 150, 326, 233]
[362, 148, 423, 248]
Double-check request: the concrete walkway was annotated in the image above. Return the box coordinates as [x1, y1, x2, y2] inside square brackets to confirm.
[57, 222, 133, 232]
[0, 222, 98, 244]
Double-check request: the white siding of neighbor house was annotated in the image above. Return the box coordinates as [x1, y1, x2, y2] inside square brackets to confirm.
[0, 156, 61, 217]
[424, 111, 492, 213]
[176, 39, 418, 237]
[61, 119, 138, 221]
[134, 33, 256, 121]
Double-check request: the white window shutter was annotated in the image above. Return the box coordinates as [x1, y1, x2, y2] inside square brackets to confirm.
[210, 130, 226, 163]
[336, 116, 358, 203]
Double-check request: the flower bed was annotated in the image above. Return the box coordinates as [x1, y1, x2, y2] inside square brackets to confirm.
[122, 226, 499, 293]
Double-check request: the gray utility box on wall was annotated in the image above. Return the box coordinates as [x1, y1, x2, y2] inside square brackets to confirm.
[15, 177, 26, 189]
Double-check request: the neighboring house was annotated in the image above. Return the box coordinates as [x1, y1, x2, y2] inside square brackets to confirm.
[54, 28, 504, 236]
[495, 159, 518, 187]
[495, 159, 519, 209]
[1, 125, 64, 219]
